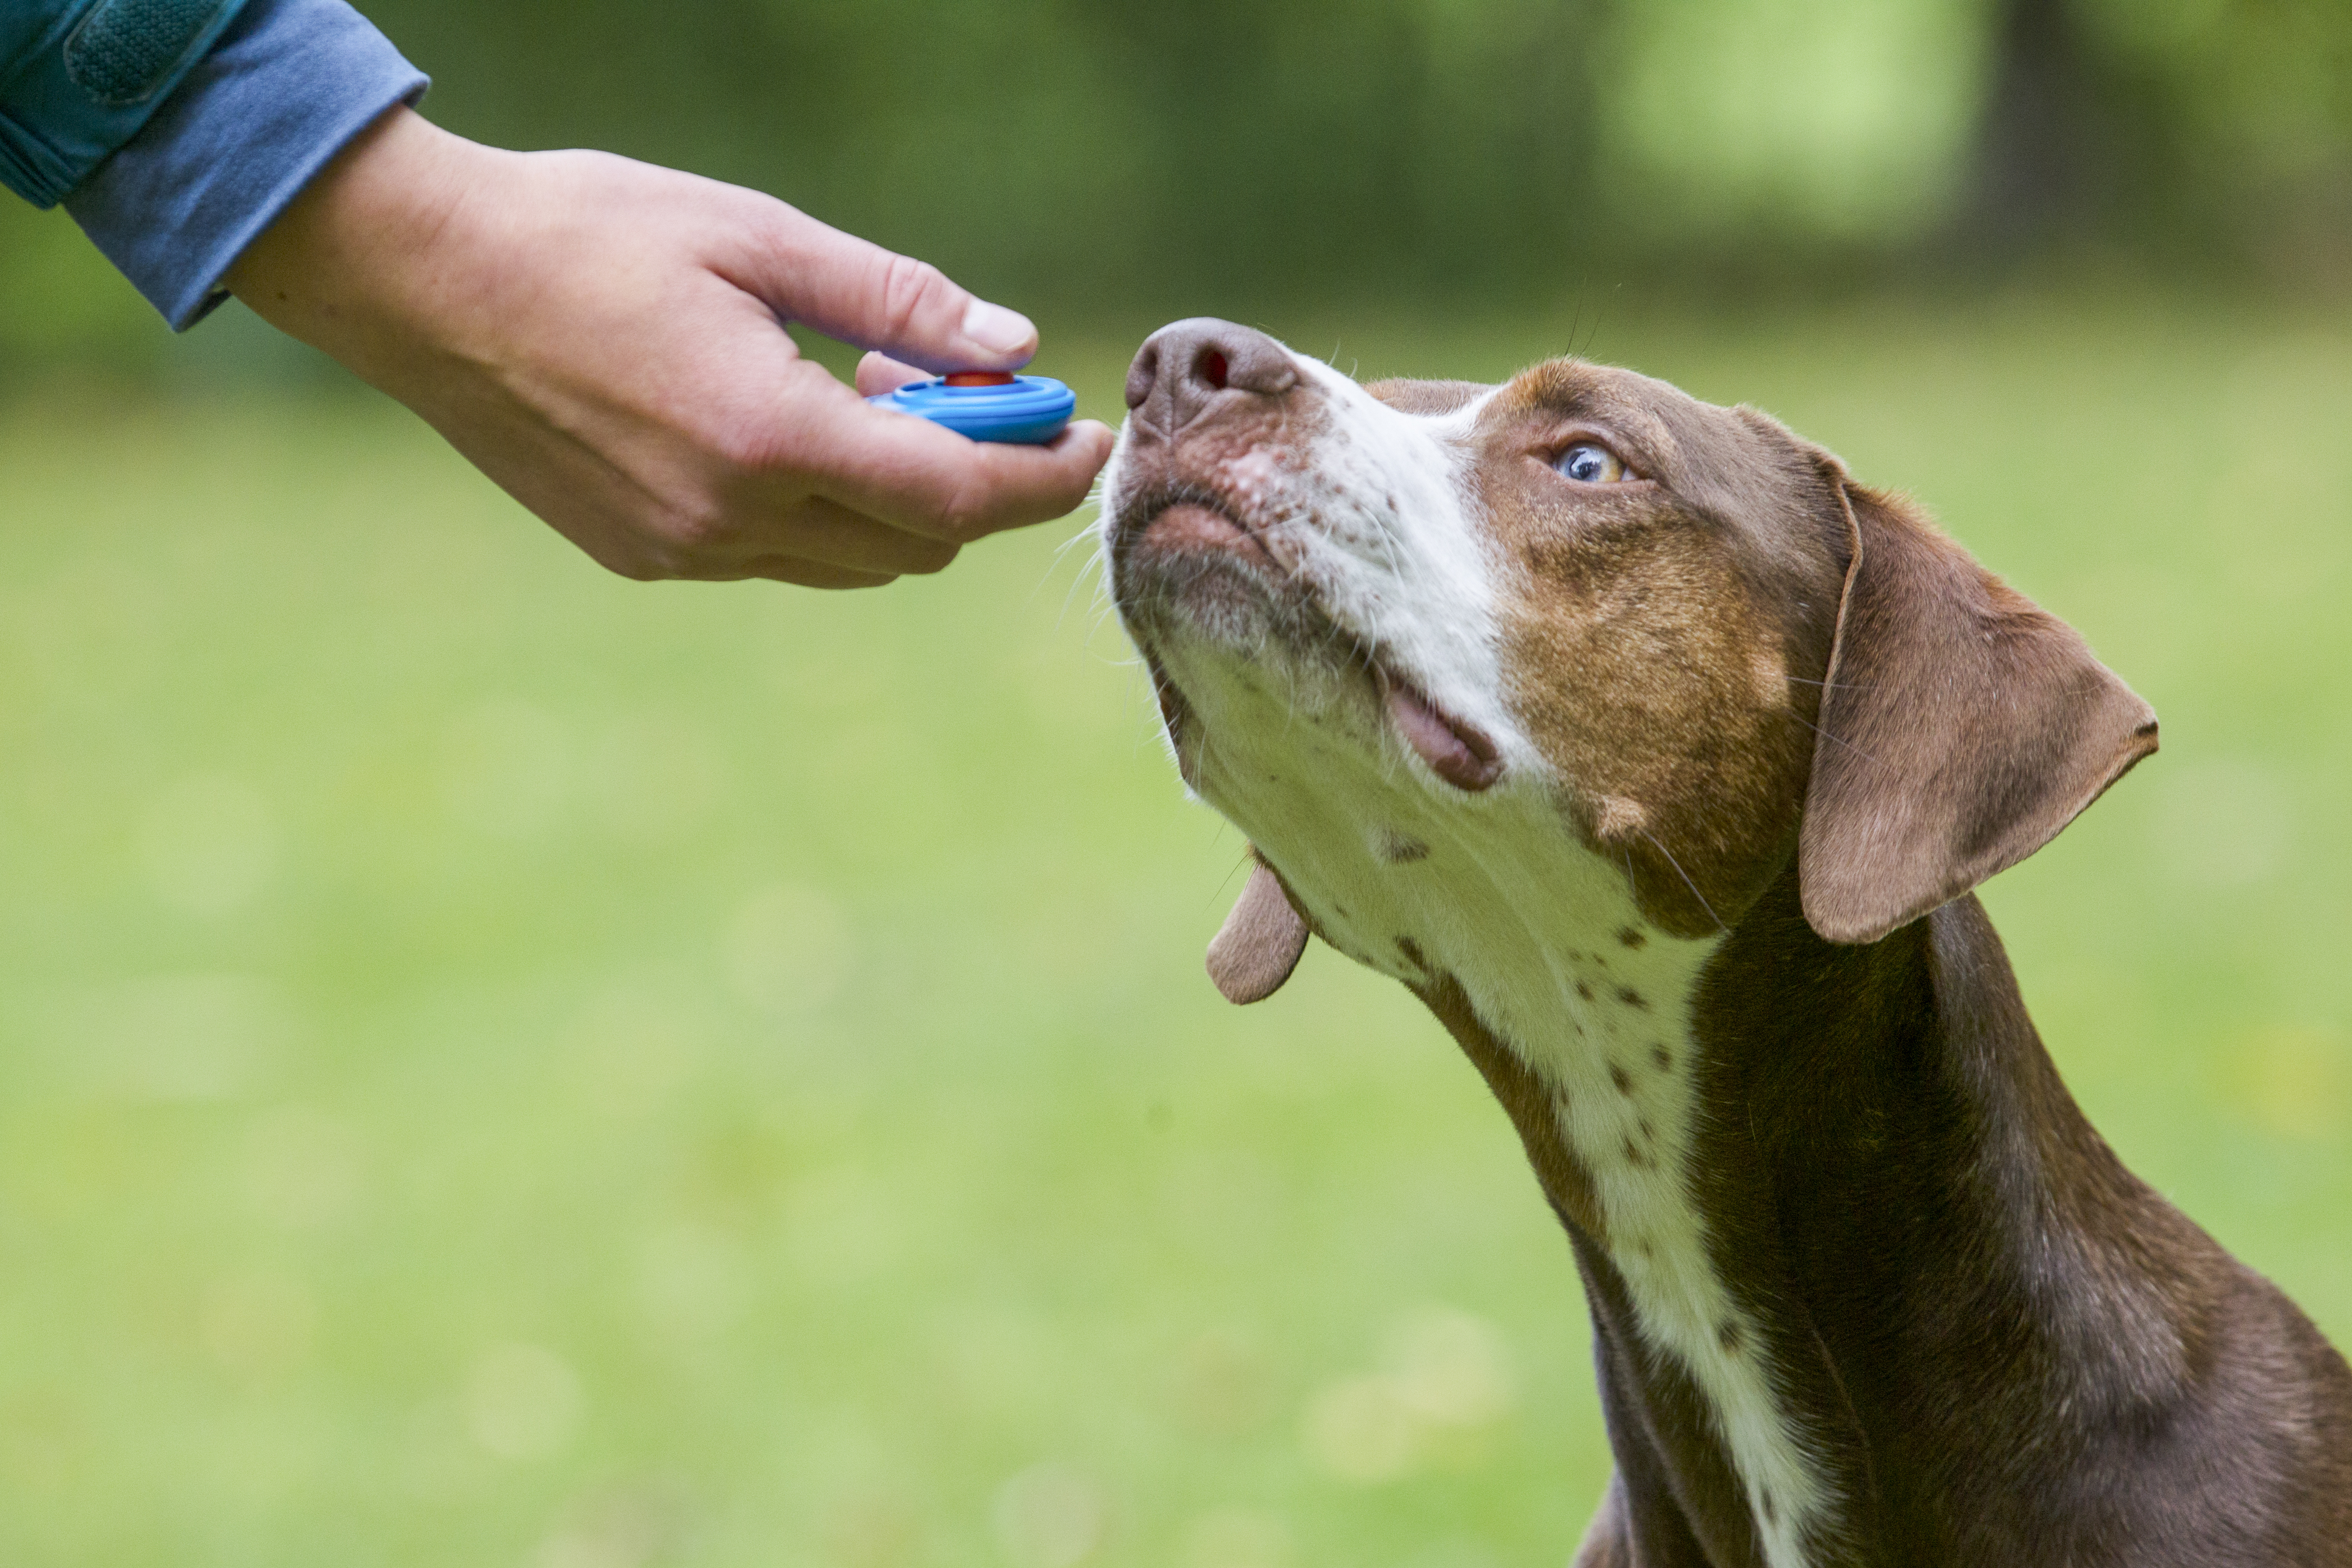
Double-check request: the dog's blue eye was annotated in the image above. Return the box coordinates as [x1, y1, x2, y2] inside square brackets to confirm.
[1554, 442, 1626, 484]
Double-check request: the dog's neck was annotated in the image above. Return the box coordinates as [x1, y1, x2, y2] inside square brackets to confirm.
[1427, 866, 2249, 1567]
[1177, 652, 1831, 1563]
[1170, 646, 2254, 1565]
[1183, 673, 2233, 1563]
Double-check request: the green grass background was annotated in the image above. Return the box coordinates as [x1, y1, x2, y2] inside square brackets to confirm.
[3, 295, 2348, 1567]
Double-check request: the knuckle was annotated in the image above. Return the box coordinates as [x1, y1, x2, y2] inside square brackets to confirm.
[568, 529, 670, 582]
[878, 253, 952, 340]
[746, 198, 806, 252]
[648, 503, 736, 569]
[705, 417, 785, 480]
[933, 485, 993, 542]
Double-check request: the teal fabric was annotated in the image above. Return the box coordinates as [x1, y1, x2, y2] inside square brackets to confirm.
[1, 0, 252, 204]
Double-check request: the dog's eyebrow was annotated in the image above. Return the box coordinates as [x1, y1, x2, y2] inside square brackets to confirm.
[1490, 360, 1602, 419]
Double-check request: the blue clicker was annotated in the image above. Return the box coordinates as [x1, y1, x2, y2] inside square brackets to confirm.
[866, 373, 1077, 445]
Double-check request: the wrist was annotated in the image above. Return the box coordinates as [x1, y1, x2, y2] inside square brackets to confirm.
[224, 105, 491, 388]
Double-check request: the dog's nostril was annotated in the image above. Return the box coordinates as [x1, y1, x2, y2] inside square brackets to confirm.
[1128, 320, 1295, 428]
[1125, 345, 1161, 410]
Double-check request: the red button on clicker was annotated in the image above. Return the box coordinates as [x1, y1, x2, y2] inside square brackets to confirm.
[943, 371, 1018, 387]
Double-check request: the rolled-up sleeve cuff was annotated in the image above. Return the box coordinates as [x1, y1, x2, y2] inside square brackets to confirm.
[62, 0, 427, 329]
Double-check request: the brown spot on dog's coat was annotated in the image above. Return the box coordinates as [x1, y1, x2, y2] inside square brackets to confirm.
[1718, 1320, 1743, 1353]
[1617, 987, 1648, 1010]
[1378, 830, 1430, 864]
[1651, 1044, 1673, 1072]
[1617, 926, 1647, 949]
[1622, 1136, 1648, 1168]
[1396, 936, 1428, 972]
[1576, 980, 1596, 1002]
[1610, 1063, 1634, 1095]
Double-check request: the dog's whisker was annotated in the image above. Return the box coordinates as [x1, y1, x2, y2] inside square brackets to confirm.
[1054, 530, 1114, 633]
[1041, 531, 1108, 624]
[1637, 828, 1728, 935]
[1791, 714, 1880, 766]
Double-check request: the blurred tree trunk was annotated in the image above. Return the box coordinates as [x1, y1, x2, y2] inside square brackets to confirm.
[1953, 0, 2316, 267]
[1959, 0, 2127, 256]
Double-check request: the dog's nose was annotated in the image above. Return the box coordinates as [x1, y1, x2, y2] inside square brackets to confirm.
[1126, 318, 1300, 431]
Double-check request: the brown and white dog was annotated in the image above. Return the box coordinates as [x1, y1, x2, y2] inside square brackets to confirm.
[1099, 320, 2352, 1566]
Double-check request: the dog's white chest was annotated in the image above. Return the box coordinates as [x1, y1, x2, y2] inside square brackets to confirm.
[1169, 653, 1830, 1568]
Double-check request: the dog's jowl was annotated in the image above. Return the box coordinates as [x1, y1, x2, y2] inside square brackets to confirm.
[1102, 320, 2352, 1567]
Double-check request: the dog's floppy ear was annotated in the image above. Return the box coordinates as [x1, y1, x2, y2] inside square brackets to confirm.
[1206, 856, 1310, 1004]
[1799, 473, 2158, 944]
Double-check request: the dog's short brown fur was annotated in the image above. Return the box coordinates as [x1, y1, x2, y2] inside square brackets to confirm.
[1103, 320, 2352, 1566]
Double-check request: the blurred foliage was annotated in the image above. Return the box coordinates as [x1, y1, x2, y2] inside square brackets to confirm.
[1595, 0, 1998, 243]
[0, 199, 162, 370]
[2, 297, 2348, 1563]
[5, 0, 2351, 372]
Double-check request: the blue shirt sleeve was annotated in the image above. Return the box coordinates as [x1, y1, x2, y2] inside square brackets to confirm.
[62, 0, 426, 329]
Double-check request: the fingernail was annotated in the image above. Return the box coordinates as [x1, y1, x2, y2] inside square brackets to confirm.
[962, 300, 1035, 358]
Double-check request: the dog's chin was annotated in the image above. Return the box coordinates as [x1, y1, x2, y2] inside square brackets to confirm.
[1111, 500, 1301, 648]
[1116, 521, 1506, 796]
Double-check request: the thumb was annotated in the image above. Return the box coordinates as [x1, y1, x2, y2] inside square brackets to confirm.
[731, 202, 1037, 373]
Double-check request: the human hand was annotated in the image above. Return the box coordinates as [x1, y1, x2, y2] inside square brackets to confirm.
[224, 106, 1114, 587]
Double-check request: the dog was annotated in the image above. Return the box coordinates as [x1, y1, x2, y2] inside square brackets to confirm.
[1098, 319, 2352, 1566]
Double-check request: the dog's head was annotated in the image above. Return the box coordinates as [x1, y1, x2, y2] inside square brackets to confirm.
[1102, 319, 2155, 998]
